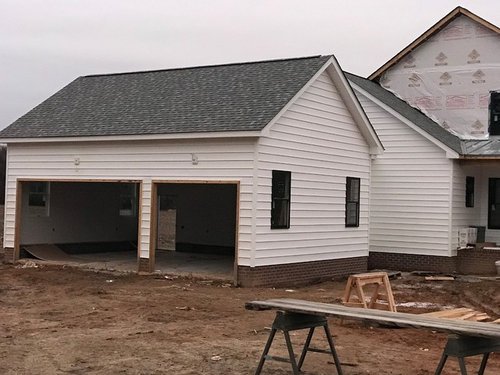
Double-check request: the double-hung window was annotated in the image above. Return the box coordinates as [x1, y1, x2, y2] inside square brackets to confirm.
[345, 177, 360, 227]
[271, 170, 291, 229]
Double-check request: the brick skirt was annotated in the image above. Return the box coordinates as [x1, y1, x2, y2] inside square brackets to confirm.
[369, 250, 500, 275]
[238, 257, 367, 287]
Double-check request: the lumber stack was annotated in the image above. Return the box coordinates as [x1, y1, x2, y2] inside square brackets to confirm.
[422, 308, 495, 322]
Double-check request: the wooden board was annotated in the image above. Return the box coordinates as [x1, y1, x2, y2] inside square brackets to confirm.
[245, 298, 500, 339]
[22, 244, 74, 262]
[422, 308, 492, 322]
[425, 276, 455, 281]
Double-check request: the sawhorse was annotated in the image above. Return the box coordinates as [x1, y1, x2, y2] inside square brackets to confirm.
[254, 311, 343, 375]
[434, 335, 500, 375]
[342, 272, 396, 312]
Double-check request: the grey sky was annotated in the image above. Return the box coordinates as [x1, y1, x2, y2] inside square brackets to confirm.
[1, 0, 499, 129]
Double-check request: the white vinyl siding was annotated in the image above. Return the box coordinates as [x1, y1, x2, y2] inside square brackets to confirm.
[4, 138, 256, 266]
[356, 91, 455, 257]
[254, 71, 371, 266]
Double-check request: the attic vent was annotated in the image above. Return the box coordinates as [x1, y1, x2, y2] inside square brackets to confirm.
[489, 92, 500, 136]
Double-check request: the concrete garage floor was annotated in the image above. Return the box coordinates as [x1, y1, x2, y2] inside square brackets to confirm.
[44, 250, 235, 281]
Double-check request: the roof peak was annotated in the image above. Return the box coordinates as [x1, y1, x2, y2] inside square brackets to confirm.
[83, 55, 328, 79]
[368, 6, 499, 81]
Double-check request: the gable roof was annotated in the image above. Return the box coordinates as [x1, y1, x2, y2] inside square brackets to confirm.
[369, 6, 500, 81]
[346, 72, 463, 155]
[0, 56, 331, 139]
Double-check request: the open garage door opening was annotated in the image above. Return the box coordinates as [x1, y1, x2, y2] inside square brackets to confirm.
[153, 182, 238, 281]
[18, 180, 140, 270]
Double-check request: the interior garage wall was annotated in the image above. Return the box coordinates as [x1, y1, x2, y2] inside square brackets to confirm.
[157, 183, 236, 248]
[20, 181, 138, 244]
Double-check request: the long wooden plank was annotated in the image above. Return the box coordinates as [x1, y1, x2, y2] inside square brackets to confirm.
[423, 308, 473, 318]
[245, 299, 500, 339]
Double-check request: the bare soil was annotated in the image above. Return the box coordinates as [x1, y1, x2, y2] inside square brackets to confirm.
[0, 257, 498, 374]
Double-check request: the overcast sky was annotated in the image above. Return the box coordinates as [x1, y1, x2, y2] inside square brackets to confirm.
[1, 0, 499, 129]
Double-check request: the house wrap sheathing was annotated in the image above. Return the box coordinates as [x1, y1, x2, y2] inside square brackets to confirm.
[378, 14, 500, 139]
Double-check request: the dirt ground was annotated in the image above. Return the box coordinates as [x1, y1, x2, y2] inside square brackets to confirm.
[0, 256, 499, 375]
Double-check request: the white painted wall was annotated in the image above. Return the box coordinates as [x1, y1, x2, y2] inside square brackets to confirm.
[20, 181, 138, 244]
[254, 71, 372, 266]
[354, 90, 455, 257]
[4, 138, 256, 265]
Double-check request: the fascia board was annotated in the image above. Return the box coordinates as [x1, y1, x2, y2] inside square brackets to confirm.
[325, 58, 384, 154]
[0, 130, 262, 144]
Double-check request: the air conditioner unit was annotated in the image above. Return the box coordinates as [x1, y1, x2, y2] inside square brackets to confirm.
[458, 227, 477, 248]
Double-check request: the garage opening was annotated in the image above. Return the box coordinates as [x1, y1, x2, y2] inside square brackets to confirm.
[18, 180, 140, 269]
[153, 182, 238, 281]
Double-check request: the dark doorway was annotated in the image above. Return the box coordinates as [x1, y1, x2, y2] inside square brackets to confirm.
[488, 178, 500, 229]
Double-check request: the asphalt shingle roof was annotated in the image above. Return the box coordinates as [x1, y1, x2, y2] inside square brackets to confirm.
[345, 72, 464, 155]
[0, 56, 331, 139]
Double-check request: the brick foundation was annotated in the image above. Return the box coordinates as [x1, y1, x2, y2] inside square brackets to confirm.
[369, 250, 500, 275]
[138, 257, 152, 273]
[456, 248, 500, 274]
[3, 247, 16, 264]
[237, 256, 367, 287]
[368, 252, 456, 273]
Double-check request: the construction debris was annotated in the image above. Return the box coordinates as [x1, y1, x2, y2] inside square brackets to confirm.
[422, 308, 493, 322]
[424, 276, 455, 281]
[16, 260, 40, 269]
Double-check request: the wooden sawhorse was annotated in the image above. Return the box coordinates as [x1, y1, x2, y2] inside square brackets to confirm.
[254, 311, 343, 375]
[342, 272, 396, 312]
[434, 335, 500, 375]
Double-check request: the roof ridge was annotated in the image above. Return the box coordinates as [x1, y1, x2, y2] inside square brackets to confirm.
[82, 55, 327, 79]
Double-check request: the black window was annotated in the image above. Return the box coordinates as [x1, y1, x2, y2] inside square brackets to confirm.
[489, 91, 500, 135]
[345, 177, 360, 227]
[488, 178, 500, 229]
[271, 170, 291, 229]
[465, 176, 474, 208]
